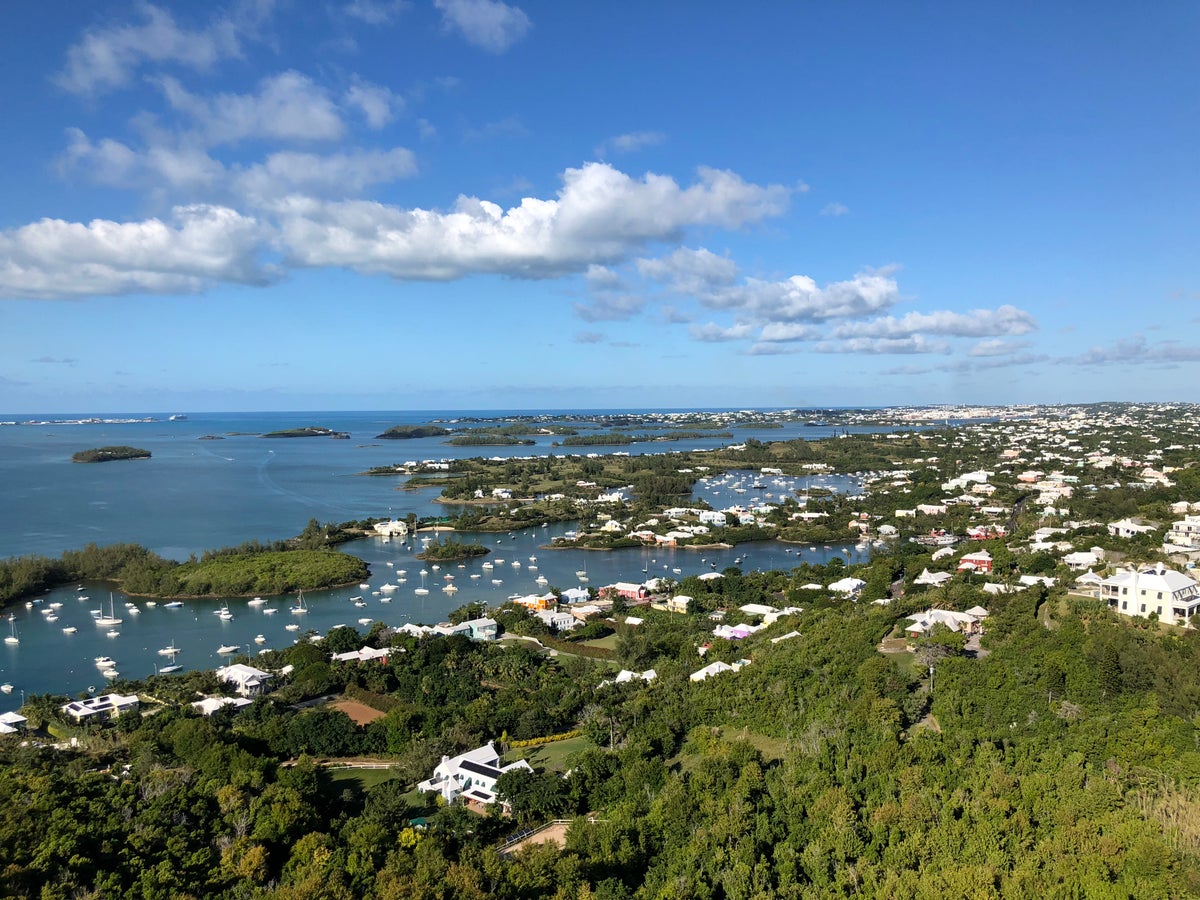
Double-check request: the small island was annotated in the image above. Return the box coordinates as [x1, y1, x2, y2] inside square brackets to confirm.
[375, 425, 452, 439]
[71, 445, 151, 463]
[262, 426, 350, 439]
[415, 539, 490, 562]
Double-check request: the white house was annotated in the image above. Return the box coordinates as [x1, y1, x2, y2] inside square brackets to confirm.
[1101, 564, 1200, 625]
[216, 663, 274, 697]
[417, 741, 533, 811]
[914, 568, 954, 586]
[1107, 518, 1156, 539]
[829, 577, 867, 597]
[1165, 514, 1200, 551]
[191, 696, 253, 716]
[62, 693, 140, 723]
[698, 510, 728, 527]
[690, 659, 750, 682]
[373, 519, 409, 537]
[905, 608, 986, 635]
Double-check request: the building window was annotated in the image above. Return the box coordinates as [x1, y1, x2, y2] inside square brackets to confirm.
[1141, 604, 1146, 613]
[1122, 601, 1128, 610]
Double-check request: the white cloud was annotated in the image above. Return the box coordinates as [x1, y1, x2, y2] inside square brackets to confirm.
[638, 247, 738, 296]
[584, 264, 622, 290]
[275, 162, 791, 279]
[574, 331, 605, 344]
[56, 4, 241, 96]
[970, 338, 1032, 357]
[435, 0, 531, 52]
[727, 271, 901, 322]
[811, 336, 949, 355]
[236, 147, 417, 201]
[343, 0, 409, 24]
[573, 295, 644, 322]
[0, 205, 271, 299]
[1071, 335, 1200, 366]
[831, 305, 1037, 340]
[820, 202, 849, 217]
[689, 322, 756, 342]
[594, 131, 666, 158]
[345, 81, 402, 129]
[159, 71, 345, 145]
[61, 129, 223, 192]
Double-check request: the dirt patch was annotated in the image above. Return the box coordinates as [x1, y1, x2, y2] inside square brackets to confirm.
[332, 699, 387, 726]
[501, 821, 571, 857]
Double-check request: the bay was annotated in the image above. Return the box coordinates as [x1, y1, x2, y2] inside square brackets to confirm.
[0, 409, 883, 699]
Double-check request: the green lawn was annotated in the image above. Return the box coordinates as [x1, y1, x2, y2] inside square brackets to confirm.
[579, 633, 620, 651]
[326, 766, 405, 791]
[505, 734, 594, 773]
[718, 726, 790, 761]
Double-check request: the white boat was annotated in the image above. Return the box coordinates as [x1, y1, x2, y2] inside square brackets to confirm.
[217, 644, 240, 654]
[158, 641, 180, 656]
[254, 634, 266, 644]
[290, 590, 308, 615]
[470, 573, 481, 579]
[536, 575, 548, 585]
[106, 630, 120, 638]
[49, 602, 62, 609]
[414, 587, 430, 595]
[349, 596, 363, 602]
[354, 600, 367, 607]
[529, 555, 537, 562]
[45, 614, 59, 623]
[94, 656, 115, 667]
[158, 664, 181, 674]
[379, 583, 398, 592]
[0, 683, 12, 694]
[248, 597, 266, 606]
[491, 579, 503, 585]
[442, 584, 458, 594]
[164, 601, 184, 608]
[5, 617, 18, 645]
[284, 623, 300, 632]
[262, 607, 278, 615]
[357, 618, 372, 625]
[101, 668, 119, 679]
[359, 583, 371, 589]
[216, 607, 233, 621]
[481, 562, 493, 570]
[95, 594, 122, 627]
[145, 601, 156, 607]
[380, 596, 391, 603]
[62, 626, 77, 634]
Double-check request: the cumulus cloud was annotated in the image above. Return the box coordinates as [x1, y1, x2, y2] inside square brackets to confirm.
[158, 71, 345, 145]
[573, 294, 645, 322]
[0, 205, 271, 299]
[56, 4, 241, 95]
[594, 131, 665, 158]
[811, 336, 950, 355]
[435, 0, 531, 52]
[32, 356, 77, 365]
[1071, 335, 1200, 366]
[638, 247, 738, 296]
[574, 331, 605, 344]
[275, 162, 791, 279]
[820, 202, 849, 217]
[970, 338, 1032, 357]
[345, 81, 402, 129]
[689, 322, 756, 342]
[235, 147, 417, 201]
[61, 128, 223, 192]
[830, 305, 1037, 340]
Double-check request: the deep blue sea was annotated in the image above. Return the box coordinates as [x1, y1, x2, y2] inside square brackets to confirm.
[0, 409, 887, 699]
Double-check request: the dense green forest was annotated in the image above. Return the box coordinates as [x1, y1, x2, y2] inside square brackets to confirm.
[375, 426, 452, 439]
[6, 562, 1200, 897]
[0, 520, 372, 606]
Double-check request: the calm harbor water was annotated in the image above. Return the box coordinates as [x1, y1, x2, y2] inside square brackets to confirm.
[0, 410, 885, 698]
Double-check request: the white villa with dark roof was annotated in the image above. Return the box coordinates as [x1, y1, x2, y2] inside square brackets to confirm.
[1101, 564, 1200, 625]
[417, 741, 533, 812]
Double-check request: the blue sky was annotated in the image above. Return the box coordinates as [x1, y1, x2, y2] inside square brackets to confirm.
[1, 1, 1197, 413]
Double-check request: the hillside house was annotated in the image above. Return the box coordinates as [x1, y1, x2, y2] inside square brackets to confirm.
[417, 741, 533, 812]
[1101, 564, 1200, 625]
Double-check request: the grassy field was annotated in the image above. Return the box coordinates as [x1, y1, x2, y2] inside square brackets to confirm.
[718, 726, 790, 761]
[579, 633, 620, 651]
[326, 767, 404, 791]
[506, 734, 594, 773]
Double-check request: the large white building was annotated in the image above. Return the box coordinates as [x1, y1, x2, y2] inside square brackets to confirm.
[417, 741, 532, 810]
[1101, 564, 1200, 625]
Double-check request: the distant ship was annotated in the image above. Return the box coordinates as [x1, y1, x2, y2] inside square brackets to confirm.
[169, 414, 188, 421]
